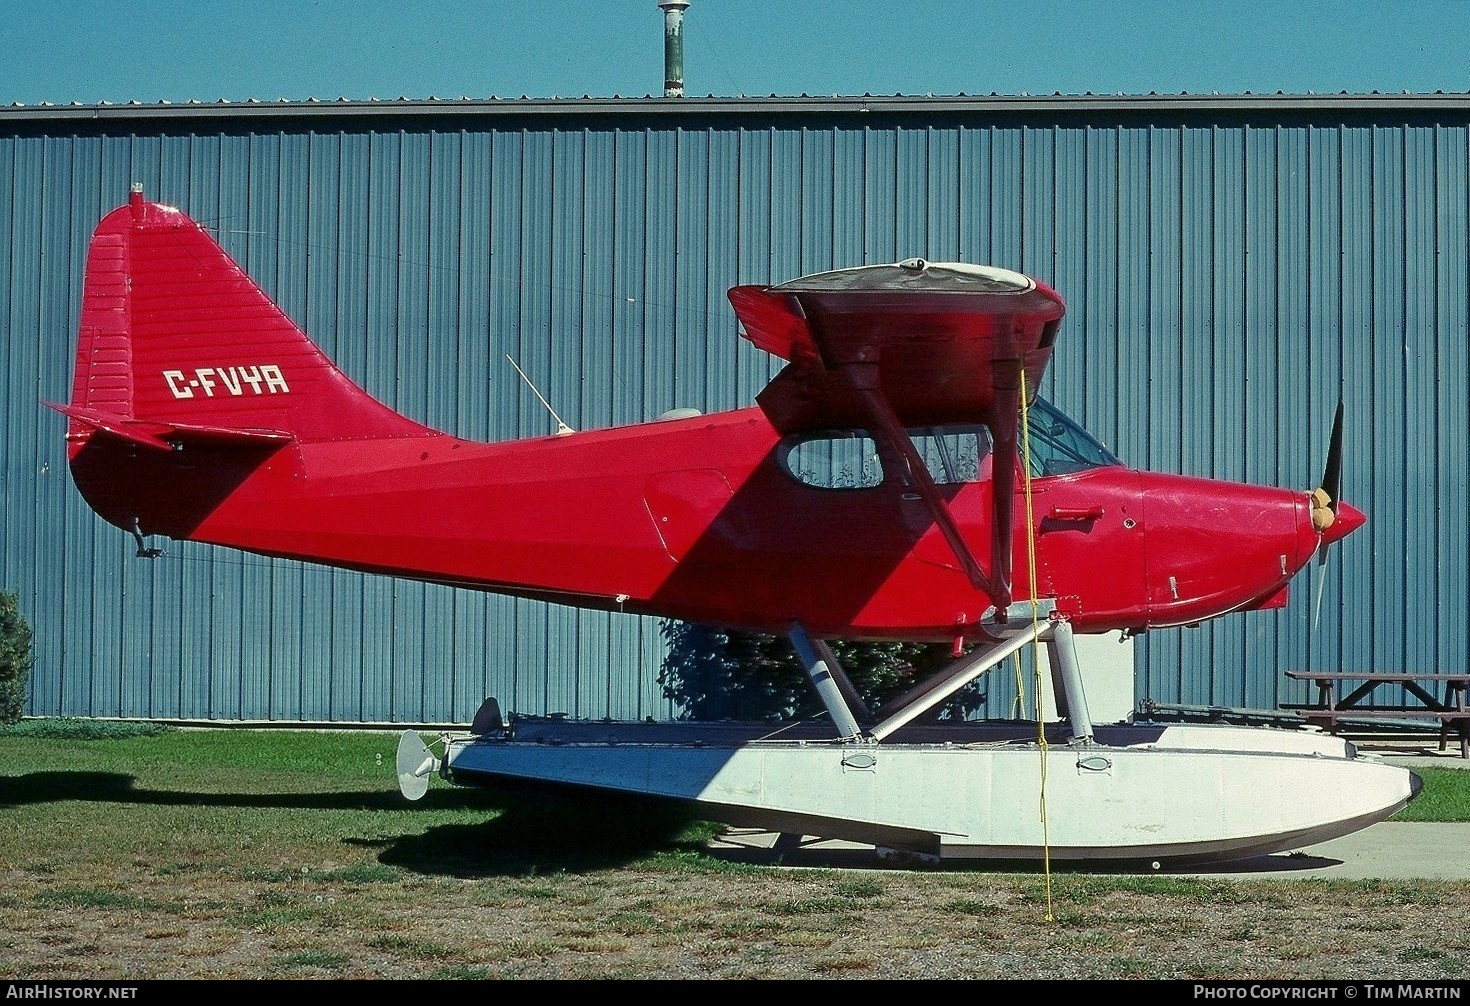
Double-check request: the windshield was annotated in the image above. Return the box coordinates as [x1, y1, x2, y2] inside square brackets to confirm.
[1024, 398, 1120, 476]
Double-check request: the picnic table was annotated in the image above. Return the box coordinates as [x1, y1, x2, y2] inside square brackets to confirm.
[1282, 671, 1470, 758]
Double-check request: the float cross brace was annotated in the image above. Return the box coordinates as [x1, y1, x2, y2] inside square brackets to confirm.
[786, 600, 1094, 745]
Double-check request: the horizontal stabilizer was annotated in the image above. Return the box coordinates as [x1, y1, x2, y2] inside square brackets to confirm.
[47, 402, 294, 453]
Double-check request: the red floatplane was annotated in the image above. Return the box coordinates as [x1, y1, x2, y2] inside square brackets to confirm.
[53, 187, 1417, 865]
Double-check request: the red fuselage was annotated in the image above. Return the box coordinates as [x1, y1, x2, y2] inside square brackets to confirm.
[67, 399, 1360, 642]
[63, 197, 1367, 646]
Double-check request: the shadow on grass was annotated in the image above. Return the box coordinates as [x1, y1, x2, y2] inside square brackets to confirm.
[0, 770, 502, 813]
[371, 785, 716, 878]
[1, 770, 715, 877]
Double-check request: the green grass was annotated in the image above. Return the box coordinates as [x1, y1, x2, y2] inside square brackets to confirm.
[274, 949, 350, 971]
[367, 933, 465, 961]
[3, 723, 1470, 979]
[936, 897, 996, 915]
[32, 887, 162, 911]
[0, 724, 720, 879]
[834, 878, 885, 899]
[1392, 767, 1470, 821]
[428, 964, 493, 980]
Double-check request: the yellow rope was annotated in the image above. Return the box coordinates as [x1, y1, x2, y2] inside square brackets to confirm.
[1017, 367, 1054, 923]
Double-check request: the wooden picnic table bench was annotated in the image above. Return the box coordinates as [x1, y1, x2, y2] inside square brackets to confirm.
[1282, 671, 1470, 758]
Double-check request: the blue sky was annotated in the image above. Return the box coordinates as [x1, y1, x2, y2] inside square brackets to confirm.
[7, 1, 1470, 106]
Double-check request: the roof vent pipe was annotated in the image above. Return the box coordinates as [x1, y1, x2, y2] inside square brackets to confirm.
[658, 1, 691, 98]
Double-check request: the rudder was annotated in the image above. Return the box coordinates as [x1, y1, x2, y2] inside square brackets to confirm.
[69, 186, 431, 443]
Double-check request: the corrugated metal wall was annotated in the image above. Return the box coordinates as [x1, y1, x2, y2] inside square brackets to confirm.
[2, 99, 1466, 722]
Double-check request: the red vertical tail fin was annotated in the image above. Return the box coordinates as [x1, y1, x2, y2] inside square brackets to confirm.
[65, 187, 430, 443]
[54, 188, 435, 540]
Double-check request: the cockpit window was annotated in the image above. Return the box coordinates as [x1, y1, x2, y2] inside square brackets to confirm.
[781, 431, 884, 489]
[779, 423, 994, 490]
[1024, 398, 1120, 476]
[909, 425, 993, 485]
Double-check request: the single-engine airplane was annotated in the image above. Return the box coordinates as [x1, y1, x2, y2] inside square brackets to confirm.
[53, 187, 1417, 866]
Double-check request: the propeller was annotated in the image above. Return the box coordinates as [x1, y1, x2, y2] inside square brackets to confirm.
[1310, 399, 1345, 631]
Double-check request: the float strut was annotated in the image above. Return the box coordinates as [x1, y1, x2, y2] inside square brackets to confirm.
[788, 623, 866, 741]
[1047, 617, 1094, 742]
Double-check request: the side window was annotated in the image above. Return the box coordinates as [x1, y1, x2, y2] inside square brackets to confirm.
[909, 425, 993, 485]
[781, 431, 884, 490]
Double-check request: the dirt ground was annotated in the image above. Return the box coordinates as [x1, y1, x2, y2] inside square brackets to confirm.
[5, 842, 1470, 980]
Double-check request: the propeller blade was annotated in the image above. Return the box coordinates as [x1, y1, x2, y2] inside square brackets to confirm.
[1313, 547, 1329, 632]
[1319, 398, 1344, 515]
[1312, 397, 1345, 633]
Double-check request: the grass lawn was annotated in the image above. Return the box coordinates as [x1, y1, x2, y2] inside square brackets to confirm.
[1, 718, 1468, 979]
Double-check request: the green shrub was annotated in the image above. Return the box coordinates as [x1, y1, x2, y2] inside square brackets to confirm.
[0, 590, 34, 724]
[0, 718, 172, 740]
[658, 620, 982, 722]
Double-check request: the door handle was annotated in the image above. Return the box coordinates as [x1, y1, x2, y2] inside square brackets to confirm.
[1048, 505, 1104, 521]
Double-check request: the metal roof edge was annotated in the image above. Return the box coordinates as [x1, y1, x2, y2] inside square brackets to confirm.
[4, 92, 1470, 123]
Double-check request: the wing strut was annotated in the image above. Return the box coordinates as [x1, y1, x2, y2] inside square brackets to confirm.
[988, 359, 1022, 616]
[843, 361, 1017, 616]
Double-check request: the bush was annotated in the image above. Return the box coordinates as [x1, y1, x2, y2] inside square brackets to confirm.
[0, 590, 34, 724]
[658, 620, 982, 722]
[0, 718, 172, 740]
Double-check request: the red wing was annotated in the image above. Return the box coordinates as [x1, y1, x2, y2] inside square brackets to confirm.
[729, 261, 1063, 432]
[728, 261, 1066, 618]
[726, 285, 820, 366]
